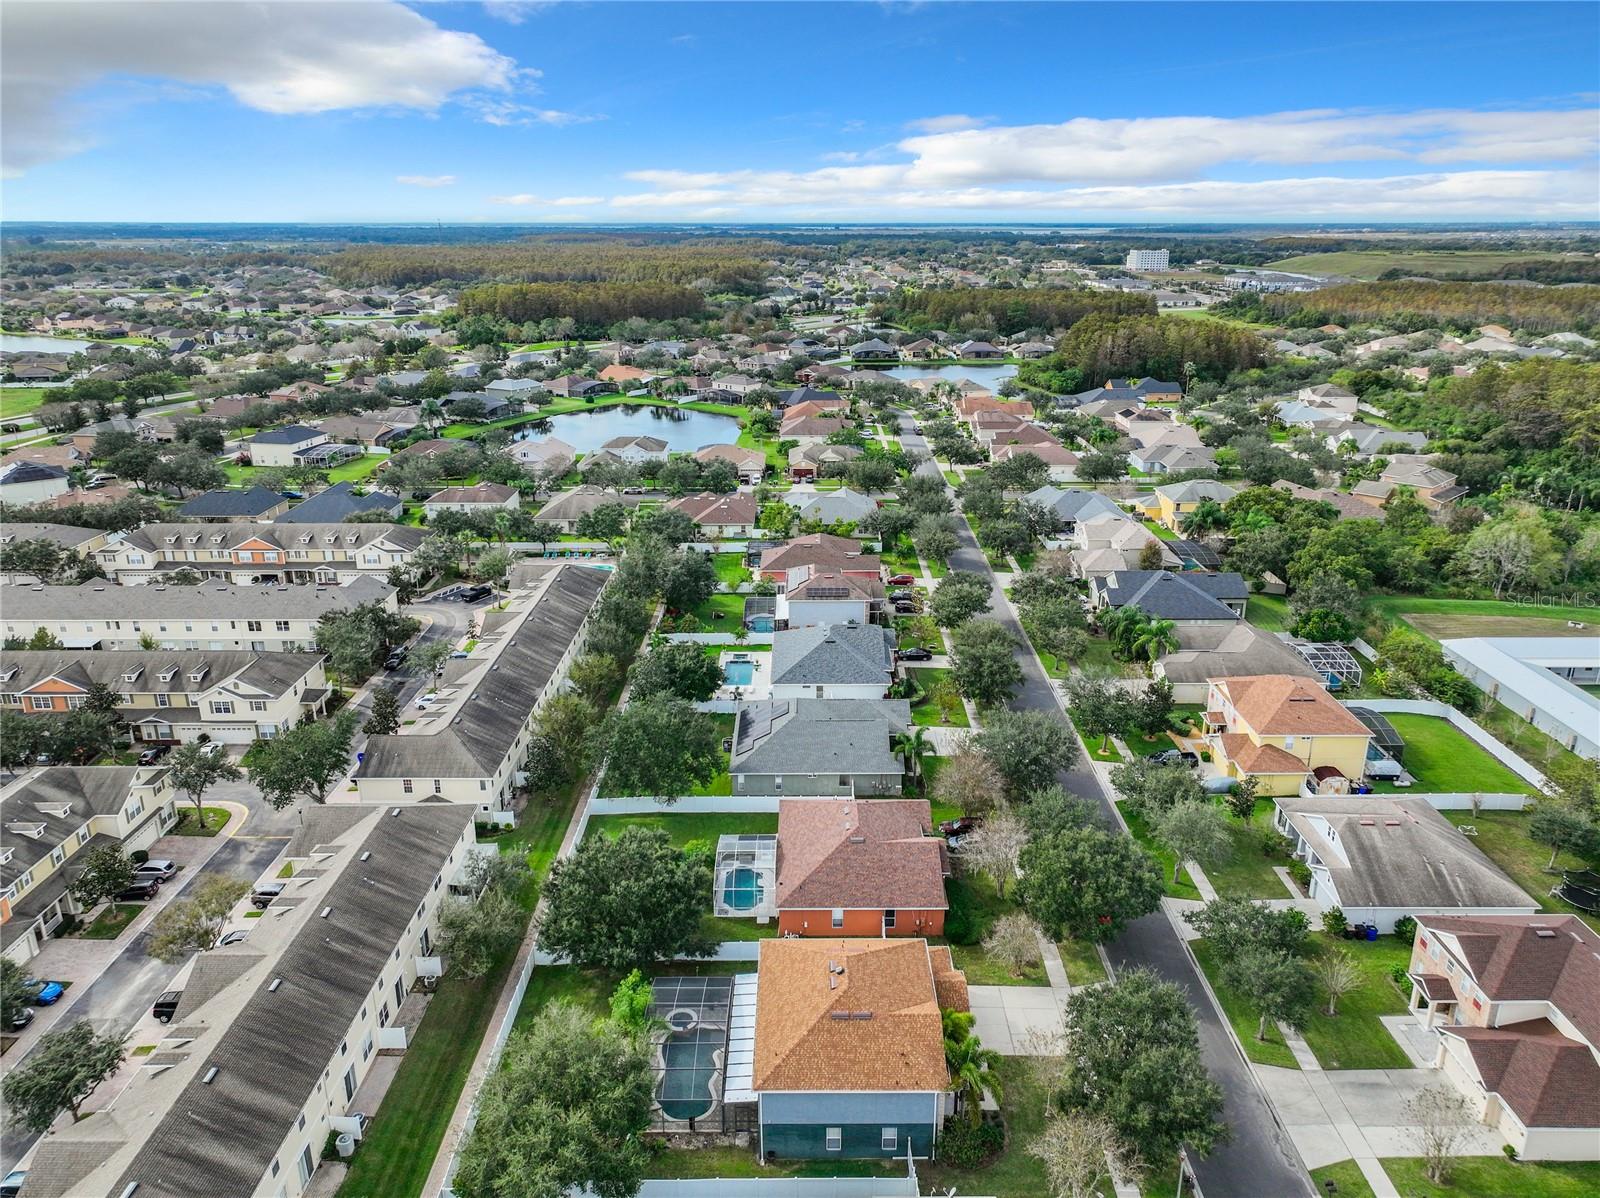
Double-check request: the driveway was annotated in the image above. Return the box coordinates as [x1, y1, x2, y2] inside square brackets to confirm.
[898, 404, 1316, 1198]
[967, 985, 1065, 1054]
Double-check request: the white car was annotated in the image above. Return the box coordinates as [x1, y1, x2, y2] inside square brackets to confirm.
[414, 692, 438, 709]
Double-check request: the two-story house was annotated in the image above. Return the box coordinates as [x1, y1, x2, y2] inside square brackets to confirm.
[97, 523, 425, 586]
[1, 766, 178, 964]
[1203, 674, 1372, 795]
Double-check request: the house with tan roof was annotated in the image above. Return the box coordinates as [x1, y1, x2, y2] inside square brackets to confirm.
[773, 798, 948, 937]
[758, 533, 880, 583]
[1203, 674, 1372, 795]
[1407, 914, 1600, 1160]
[667, 492, 758, 537]
[747, 937, 966, 1159]
[695, 442, 766, 485]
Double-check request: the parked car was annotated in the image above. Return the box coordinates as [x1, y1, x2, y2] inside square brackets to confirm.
[939, 816, 981, 837]
[137, 744, 172, 765]
[889, 589, 919, 601]
[134, 859, 178, 882]
[198, 742, 225, 759]
[7, 1007, 34, 1032]
[152, 990, 182, 1024]
[383, 648, 407, 671]
[116, 879, 160, 901]
[893, 601, 921, 614]
[946, 833, 971, 853]
[887, 574, 916, 586]
[896, 647, 933, 662]
[458, 584, 492, 603]
[219, 929, 250, 946]
[1145, 749, 1199, 767]
[0, 1169, 27, 1198]
[28, 979, 64, 1005]
[250, 882, 285, 909]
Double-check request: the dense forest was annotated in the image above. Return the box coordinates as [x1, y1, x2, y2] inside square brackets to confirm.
[1220, 280, 1600, 335]
[324, 239, 772, 291]
[876, 287, 1153, 335]
[455, 281, 707, 329]
[1018, 312, 1268, 390]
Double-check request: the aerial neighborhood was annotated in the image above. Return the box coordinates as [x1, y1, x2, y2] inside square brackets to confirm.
[1, 218, 1598, 1198]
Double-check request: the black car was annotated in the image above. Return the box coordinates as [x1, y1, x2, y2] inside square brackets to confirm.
[383, 648, 407, 671]
[116, 879, 160, 901]
[1146, 748, 1200, 767]
[889, 588, 919, 601]
[6, 1006, 34, 1032]
[152, 990, 182, 1024]
[893, 601, 921, 614]
[137, 744, 171, 765]
[896, 647, 933, 662]
[458, 584, 493, 603]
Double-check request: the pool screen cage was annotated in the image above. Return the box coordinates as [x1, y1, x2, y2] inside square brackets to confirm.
[1287, 641, 1365, 691]
[647, 974, 756, 1134]
[713, 834, 778, 919]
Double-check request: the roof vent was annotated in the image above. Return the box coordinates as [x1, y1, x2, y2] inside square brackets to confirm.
[268, 977, 282, 991]
[320, 907, 332, 919]
[847, 836, 866, 845]
[359, 851, 371, 862]
[203, 1066, 219, 1084]
[1535, 929, 1557, 939]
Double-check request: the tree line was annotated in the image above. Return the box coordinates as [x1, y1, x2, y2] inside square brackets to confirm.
[1222, 280, 1600, 335]
[876, 287, 1154, 336]
[1020, 312, 1268, 389]
[455, 282, 707, 331]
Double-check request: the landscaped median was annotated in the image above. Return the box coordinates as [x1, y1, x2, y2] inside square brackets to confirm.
[1312, 1157, 1600, 1198]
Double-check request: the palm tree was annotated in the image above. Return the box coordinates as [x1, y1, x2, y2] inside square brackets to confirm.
[943, 1015, 1004, 1125]
[1181, 499, 1229, 539]
[891, 726, 931, 780]
[1131, 616, 1180, 665]
[419, 398, 445, 432]
[1098, 605, 1145, 658]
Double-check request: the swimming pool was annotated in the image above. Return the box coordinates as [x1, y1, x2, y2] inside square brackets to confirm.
[723, 661, 756, 686]
[721, 865, 764, 911]
[658, 1028, 720, 1121]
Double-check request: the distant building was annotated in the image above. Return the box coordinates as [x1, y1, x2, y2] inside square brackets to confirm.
[1125, 248, 1170, 272]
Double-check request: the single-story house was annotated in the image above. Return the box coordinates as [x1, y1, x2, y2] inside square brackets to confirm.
[1154, 623, 1321, 702]
[789, 443, 863, 482]
[667, 492, 758, 537]
[1091, 569, 1248, 622]
[423, 482, 520, 518]
[758, 534, 880, 583]
[730, 698, 910, 796]
[0, 461, 71, 506]
[534, 485, 643, 533]
[176, 485, 291, 523]
[1274, 797, 1537, 933]
[784, 488, 878, 526]
[277, 481, 402, 524]
[695, 443, 766, 485]
[1024, 485, 1128, 534]
[770, 622, 896, 700]
[509, 437, 578, 472]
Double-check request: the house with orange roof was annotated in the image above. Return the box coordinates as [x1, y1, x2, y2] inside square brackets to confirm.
[743, 937, 966, 1159]
[1203, 674, 1372, 795]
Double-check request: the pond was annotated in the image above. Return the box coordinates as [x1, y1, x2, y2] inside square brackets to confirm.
[884, 363, 1018, 390]
[0, 333, 96, 354]
[512, 403, 740, 455]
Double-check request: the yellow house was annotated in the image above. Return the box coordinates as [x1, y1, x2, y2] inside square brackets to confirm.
[1149, 480, 1239, 534]
[1203, 675, 1371, 796]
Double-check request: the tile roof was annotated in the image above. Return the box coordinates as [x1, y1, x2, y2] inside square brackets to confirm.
[667, 492, 758, 525]
[1219, 675, 1370, 736]
[776, 798, 947, 912]
[759, 533, 879, 576]
[753, 938, 954, 1093]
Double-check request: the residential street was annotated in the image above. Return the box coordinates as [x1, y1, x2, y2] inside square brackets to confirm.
[895, 409, 1315, 1198]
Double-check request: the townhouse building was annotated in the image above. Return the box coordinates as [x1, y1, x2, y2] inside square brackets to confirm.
[96, 523, 425, 586]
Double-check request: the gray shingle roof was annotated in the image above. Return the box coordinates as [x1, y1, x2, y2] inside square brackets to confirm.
[275, 481, 402, 523]
[771, 622, 895, 686]
[0, 649, 320, 704]
[176, 485, 286, 518]
[247, 424, 325, 445]
[731, 698, 909, 777]
[1023, 485, 1127, 525]
[1100, 570, 1247, 621]
[2, 575, 395, 621]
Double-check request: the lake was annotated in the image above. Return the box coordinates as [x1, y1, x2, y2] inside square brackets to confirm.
[884, 363, 1018, 390]
[512, 403, 742, 455]
[1, 333, 96, 354]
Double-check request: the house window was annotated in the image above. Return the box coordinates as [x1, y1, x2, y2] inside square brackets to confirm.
[831, 909, 844, 929]
[28, 696, 54, 710]
[247, 621, 262, 632]
[209, 701, 234, 715]
[883, 909, 896, 930]
[51, 847, 65, 867]
[250, 700, 267, 712]
[77, 827, 90, 845]
[275, 621, 291, 633]
[433, 779, 442, 795]
[361, 1033, 373, 1060]
[378, 1002, 390, 1027]
[402, 779, 413, 794]
[343, 1065, 357, 1102]
[156, 693, 170, 707]
[881, 1128, 897, 1151]
[297, 1146, 315, 1186]
[825, 1128, 842, 1152]
[394, 977, 404, 1008]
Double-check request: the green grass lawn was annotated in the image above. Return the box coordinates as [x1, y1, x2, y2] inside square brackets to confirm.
[1199, 800, 1296, 900]
[1117, 801, 1202, 900]
[584, 811, 778, 849]
[1382, 1157, 1600, 1198]
[710, 553, 751, 588]
[169, 806, 230, 836]
[906, 665, 969, 728]
[919, 1056, 1051, 1198]
[1190, 939, 1300, 1068]
[76, 903, 144, 940]
[942, 872, 1049, 986]
[0, 387, 51, 420]
[1266, 248, 1577, 280]
[893, 615, 944, 653]
[1369, 714, 1531, 795]
[1440, 809, 1600, 934]
[1476, 698, 1586, 775]
[1072, 713, 1124, 763]
[1246, 593, 1291, 632]
[1311, 1160, 1376, 1198]
[512, 960, 755, 1034]
[326, 453, 388, 483]
[1056, 937, 1108, 986]
[1370, 595, 1600, 635]
[1296, 934, 1413, 1070]
[687, 590, 746, 628]
[646, 1147, 905, 1181]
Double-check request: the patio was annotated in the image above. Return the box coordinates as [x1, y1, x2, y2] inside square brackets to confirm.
[715, 650, 771, 701]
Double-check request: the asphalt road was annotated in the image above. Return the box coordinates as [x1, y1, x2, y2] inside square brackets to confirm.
[897, 409, 1314, 1198]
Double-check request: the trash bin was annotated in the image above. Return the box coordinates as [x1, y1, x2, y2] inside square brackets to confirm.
[336, 1133, 355, 1159]
[1366, 925, 1378, 942]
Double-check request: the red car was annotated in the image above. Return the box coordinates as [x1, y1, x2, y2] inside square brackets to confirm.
[939, 816, 981, 838]
[886, 574, 916, 586]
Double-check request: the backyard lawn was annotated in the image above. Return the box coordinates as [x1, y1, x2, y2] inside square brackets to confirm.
[646, 1147, 905, 1181]
[584, 811, 777, 849]
[1381, 1157, 1600, 1198]
[1440, 809, 1600, 934]
[709, 553, 751, 588]
[1246, 593, 1291, 632]
[1369, 714, 1531, 795]
[687, 590, 746, 629]
[906, 665, 969, 728]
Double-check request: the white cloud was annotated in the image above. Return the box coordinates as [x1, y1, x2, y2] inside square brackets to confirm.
[904, 114, 987, 134]
[602, 105, 1597, 218]
[488, 193, 604, 207]
[481, 1, 553, 25]
[396, 174, 457, 188]
[1, 1, 519, 175]
[466, 98, 603, 127]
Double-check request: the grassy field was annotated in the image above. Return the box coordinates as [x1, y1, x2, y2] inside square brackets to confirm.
[1161, 308, 1277, 331]
[1440, 809, 1600, 934]
[1381, 1157, 1600, 1198]
[906, 665, 969, 728]
[1265, 249, 1579, 280]
[1370, 596, 1600, 638]
[1296, 935, 1413, 1071]
[584, 811, 777, 848]
[687, 590, 745, 628]
[1368, 714, 1531, 795]
[1246, 593, 1291, 632]
[0, 387, 52, 420]
[709, 553, 751, 588]
[1191, 939, 1300, 1068]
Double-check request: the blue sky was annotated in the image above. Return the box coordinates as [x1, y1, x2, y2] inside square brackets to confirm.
[3, 1, 1596, 222]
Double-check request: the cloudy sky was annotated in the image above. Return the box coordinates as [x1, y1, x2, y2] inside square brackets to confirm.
[3, 0, 1597, 222]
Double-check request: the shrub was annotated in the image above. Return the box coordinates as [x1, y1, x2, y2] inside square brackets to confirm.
[130, 849, 149, 865]
[943, 876, 988, 946]
[1388, 963, 1411, 988]
[1321, 906, 1347, 937]
[938, 1115, 1005, 1168]
[1392, 915, 1417, 943]
[1287, 860, 1312, 887]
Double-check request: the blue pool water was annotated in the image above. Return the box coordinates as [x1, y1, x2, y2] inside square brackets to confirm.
[723, 661, 756, 686]
[722, 866, 763, 911]
[658, 1030, 719, 1120]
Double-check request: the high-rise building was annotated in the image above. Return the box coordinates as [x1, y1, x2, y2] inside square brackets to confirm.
[1125, 248, 1170, 272]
